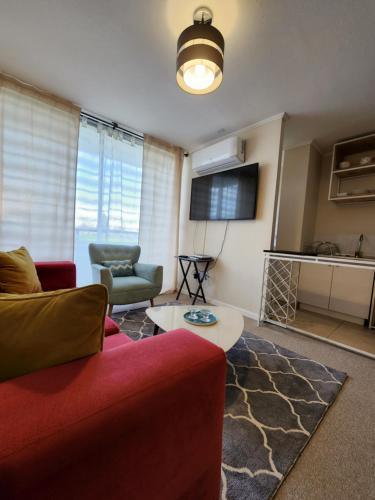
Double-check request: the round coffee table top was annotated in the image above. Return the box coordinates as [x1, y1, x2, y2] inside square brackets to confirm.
[146, 305, 244, 352]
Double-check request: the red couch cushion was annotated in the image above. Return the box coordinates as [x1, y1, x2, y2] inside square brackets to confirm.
[104, 316, 120, 336]
[103, 333, 133, 350]
[35, 261, 76, 291]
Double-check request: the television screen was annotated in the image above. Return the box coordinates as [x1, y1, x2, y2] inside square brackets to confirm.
[189, 163, 259, 221]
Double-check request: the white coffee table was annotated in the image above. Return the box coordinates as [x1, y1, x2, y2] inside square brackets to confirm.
[146, 305, 244, 352]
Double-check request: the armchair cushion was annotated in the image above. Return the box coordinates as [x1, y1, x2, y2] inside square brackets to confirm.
[133, 262, 163, 288]
[112, 276, 155, 291]
[0, 284, 108, 382]
[101, 259, 134, 277]
[110, 276, 161, 305]
[0, 247, 42, 294]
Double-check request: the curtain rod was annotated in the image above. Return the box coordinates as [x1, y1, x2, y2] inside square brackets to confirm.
[80, 111, 144, 141]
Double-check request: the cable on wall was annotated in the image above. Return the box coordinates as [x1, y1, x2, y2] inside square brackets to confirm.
[215, 220, 229, 261]
[191, 220, 229, 282]
[193, 220, 208, 255]
[193, 221, 199, 254]
[203, 220, 208, 254]
[205, 220, 229, 272]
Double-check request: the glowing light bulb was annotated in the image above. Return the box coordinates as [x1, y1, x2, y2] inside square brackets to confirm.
[183, 63, 215, 91]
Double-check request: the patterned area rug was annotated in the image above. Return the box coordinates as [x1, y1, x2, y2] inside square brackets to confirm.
[113, 306, 347, 500]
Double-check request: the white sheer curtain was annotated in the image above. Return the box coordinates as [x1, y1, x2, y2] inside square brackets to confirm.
[0, 74, 80, 260]
[139, 135, 182, 292]
[74, 119, 143, 285]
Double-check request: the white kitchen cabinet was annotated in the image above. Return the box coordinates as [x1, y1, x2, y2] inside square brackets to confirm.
[298, 263, 333, 309]
[298, 262, 374, 320]
[329, 266, 374, 319]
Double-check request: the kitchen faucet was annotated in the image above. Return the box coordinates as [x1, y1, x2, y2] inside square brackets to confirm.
[355, 233, 364, 258]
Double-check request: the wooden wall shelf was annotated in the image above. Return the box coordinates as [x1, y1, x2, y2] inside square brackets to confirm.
[332, 163, 375, 178]
[328, 132, 375, 202]
[330, 193, 375, 203]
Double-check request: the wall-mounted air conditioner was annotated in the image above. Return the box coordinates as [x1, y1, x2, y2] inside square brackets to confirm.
[191, 136, 246, 176]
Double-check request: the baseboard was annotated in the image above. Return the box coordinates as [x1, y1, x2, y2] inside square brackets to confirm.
[206, 296, 259, 321]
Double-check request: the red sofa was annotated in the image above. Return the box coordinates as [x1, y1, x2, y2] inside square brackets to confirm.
[0, 262, 227, 500]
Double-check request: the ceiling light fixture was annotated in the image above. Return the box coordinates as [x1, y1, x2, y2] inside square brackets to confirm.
[176, 6, 224, 95]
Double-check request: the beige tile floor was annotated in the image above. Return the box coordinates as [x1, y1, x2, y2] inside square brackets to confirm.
[155, 292, 375, 500]
[290, 309, 375, 355]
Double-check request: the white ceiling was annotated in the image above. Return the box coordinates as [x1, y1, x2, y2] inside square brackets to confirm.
[1, 0, 375, 151]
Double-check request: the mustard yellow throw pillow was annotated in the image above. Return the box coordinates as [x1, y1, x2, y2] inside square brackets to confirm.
[0, 246, 42, 294]
[0, 284, 108, 382]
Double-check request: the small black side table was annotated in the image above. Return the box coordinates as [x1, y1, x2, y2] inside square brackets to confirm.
[176, 255, 214, 305]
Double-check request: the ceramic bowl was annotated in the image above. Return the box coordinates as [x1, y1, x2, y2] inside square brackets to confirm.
[360, 156, 372, 165]
[338, 161, 351, 169]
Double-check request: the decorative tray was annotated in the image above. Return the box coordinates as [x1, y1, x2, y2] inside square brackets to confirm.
[183, 309, 218, 326]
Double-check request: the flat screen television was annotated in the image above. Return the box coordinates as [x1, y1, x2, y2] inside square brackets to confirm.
[189, 163, 259, 221]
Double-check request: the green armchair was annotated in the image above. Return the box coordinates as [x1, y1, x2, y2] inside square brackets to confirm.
[89, 244, 163, 316]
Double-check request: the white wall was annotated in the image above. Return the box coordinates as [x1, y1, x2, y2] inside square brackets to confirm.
[276, 144, 310, 251]
[178, 115, 285, 318]
[276, 143, 321, 251]
[301, 145, 321, 249]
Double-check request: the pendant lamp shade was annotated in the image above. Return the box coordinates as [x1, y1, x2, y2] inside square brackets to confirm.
[176, 11, 224, 95]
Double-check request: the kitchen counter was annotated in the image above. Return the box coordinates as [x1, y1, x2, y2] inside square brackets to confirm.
[260, 250, 375, 359]
[263, 250, 375, 269]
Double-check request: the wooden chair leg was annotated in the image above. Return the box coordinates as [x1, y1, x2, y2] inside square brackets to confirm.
[108, 304, 113, 317]
[150, 298, 154, 307]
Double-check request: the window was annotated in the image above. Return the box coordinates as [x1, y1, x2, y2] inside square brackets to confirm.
[74, 119, 143, 285]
